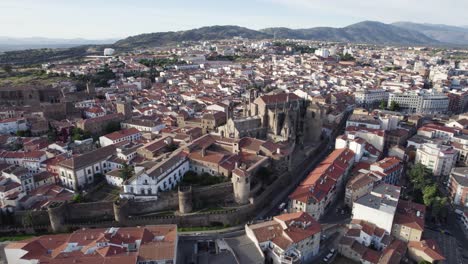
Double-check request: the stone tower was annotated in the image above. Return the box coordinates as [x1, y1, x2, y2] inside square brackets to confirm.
[86, 81, 95, 95]
[302, 103, 324, 145]
[47, 201, 68, 233]
[232, 167, 250, 205]
[113, 198, 129, 225]
[116, 101, 132, 120]
[178, 186, 193, 214]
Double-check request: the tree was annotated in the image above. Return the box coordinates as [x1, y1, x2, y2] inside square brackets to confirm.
[2, 64, 13, 74]
[389, 101, 400, 111]
[16, 130, 32, 137]
[256, 167, 272, 186]
[72, 194, 83, 203]
[431, 197, 448, 221]
[104, 121, 121, 134]
[379, 99, 387, 110]
[120, 163, 134, 181]
[22, 211, 34, 227]
[408, 163, 431, 191]
[340, 53, 356, 61]
[422, 184, 438, 207]
[71, 127, 92, 141]
[47, 128, 58, 142]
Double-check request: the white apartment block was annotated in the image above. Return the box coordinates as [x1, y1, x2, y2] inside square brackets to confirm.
[0, 118, 28, 135]
[354, 89, 388, 107]
[246, 212, 321, 264]
[352, 184, 401, 234]
[121, 119, 166, 133]
[415, 143, 458, 177]
[387, 91, 449, 114]
[121, 154, 189, 199]
[0, 151, 47, 174]
[99, 128, 142, 147]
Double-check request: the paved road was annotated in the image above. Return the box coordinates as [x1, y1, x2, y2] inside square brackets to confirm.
[258, 109, 353, 220]
[258, 140, 335, 219]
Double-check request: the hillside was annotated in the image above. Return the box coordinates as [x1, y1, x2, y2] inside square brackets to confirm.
[0, 37, 117, 52]
[0, 45, 101, 65]
[114, 25, 270, 48]
[262, 21, 437, 45]
[116, 22, 438, 49]
[392, 22, 468, 45]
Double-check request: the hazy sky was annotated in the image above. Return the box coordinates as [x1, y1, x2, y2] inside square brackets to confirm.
[1, 0, 467, 39]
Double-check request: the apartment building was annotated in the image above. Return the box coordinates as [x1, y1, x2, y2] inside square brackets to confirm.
[99, 128, 142, 147]
[387, 91, 449, 114]
[415, 143, 458, 177]
[0, 117, 28, 134]
[289, 148, 355, 219]
[0, 150, 47, 174]
[354, 89, 388, 107]
[448, 167, 468, 207]
[246, 212, 321, 264]
[57, 145, 116, 190]
[369, 156, 403, 185]
[5, 225, 178, 264]
[352, 184, 401, 233]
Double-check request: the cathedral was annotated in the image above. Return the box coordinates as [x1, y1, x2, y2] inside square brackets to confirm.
[220, 90, 324, 146]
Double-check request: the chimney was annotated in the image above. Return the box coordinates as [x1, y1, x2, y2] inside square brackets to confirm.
[276, 148, 281, 154]
[235, 162, 239, 169]
[202, 148, 206, 157]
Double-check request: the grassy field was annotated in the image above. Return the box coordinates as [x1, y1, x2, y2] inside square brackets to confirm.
[0, 235, 34, 242]
[0, 70, 68, 86]
[85, 183, 121, 202]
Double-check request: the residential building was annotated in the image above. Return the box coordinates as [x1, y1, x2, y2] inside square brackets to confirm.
[77, 113, 124, 135]
[345, 126, 385, 152]
[407, 240, 445, 264]
[289, 148, 355, 219]
[121, 153, 190, 199]
[352, 184, 401, 234]
[0, 117, 28, 134]
[392, 200, 425, 242]
[245, 212, 321, 264]
[354, 89, 388, 108]
[99, 128, 142, 147]
[5, 225, 178, 264]
[122, 118, 166, 133]
[57, 145, 116, 190]
[387, 91, 449, 114]
[344, 172, 379, 208]
[415, 143, 458, 177]
[346, 114, 381, 130]
[0, 150, 47, 174]
[369, 157, 403, 185]
[448, 167, 468, 207]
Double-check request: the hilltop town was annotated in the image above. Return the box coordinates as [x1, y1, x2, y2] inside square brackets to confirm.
[0, 38, 468, 264]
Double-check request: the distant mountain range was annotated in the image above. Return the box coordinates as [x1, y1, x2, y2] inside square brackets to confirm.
[113, 26, 270, 48]
[391, 22, 468, 45]
[2, 21, 468, 65]
[0, 37, 117, 52]
[261, 21, 436, 45]
[114, 21, 468, 49]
